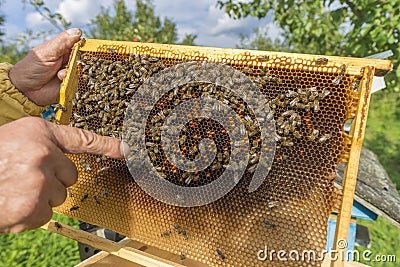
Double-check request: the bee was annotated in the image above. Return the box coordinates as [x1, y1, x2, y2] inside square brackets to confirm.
[81, 193, 89, 202]
[268, 201, 277, 209]
[318, 133, 332, 143]
[55, 221, 62, 230]
[315, 57, 328, 65]
[184, 173, 194, 185]
[266, 110, 274, 121]
[281, 139, 294, 147]
[313, 100, 320, 112]
[257, 55, 270, 62]
[84, 163, 91, 172]
[53, 104, 67, 112]
[70, 205, 79, 211]
[216, 249, 226, 260]
[332, 64, 346, 85]
[282, 110, 295, 117]
[309, 129, 319, 141]
[180, 253, 186, 260]
[243, 66, 254, 75]
[319, 88, 331, 99]
[183, 232, 188, 241]
[264, 75, 281, 84]
[78, 38, 86, 47]
[161, 230, 171, 237]
[352, 79, 361, 92]
[67, 188, 73, 198]
[107, 48, 116, 53]
[293, 130, 302, 139]
[274, 133, 282, 142]
[94, 176, 99, 185]
[263, 219, 276, 228]
[104, 187, 109, 197]
[289, 97, 299, 107]
[93, 196, 101, 205]
[97, 166, 110, 174]
[286, 90, 297, 98]
[173, 223, 180, 231]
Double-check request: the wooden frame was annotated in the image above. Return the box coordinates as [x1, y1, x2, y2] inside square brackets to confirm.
[42, 220, 370, 267]
[49, 39, 391, 266]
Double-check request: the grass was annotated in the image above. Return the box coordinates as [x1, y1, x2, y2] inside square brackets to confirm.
[0, 214, 81, 267]
[364, 90, 400, 191]
[355, 217, 400, 266]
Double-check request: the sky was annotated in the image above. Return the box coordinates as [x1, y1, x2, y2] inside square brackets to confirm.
[1, 0, 280, 48]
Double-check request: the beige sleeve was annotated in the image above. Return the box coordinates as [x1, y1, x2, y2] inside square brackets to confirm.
[0, 62, 45, 126]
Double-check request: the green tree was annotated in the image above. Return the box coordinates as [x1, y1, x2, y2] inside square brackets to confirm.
[0, 1, 4, 42]
[236, 27, 288, 51]
[181, 34, 197, 46]
[24, 0, 71, 31]
[217, 0, 400, 86]
[217, 0, 400, 191]
[89, 0, 195, 45]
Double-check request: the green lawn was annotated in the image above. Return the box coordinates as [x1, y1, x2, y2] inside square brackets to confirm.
[0, 214, 80, 267]
[355, 217, 400, 267]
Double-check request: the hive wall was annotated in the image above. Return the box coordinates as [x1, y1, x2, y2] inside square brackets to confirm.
[54, 39, 389, 266]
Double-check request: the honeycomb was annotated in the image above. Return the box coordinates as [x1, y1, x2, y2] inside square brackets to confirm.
[54, 39, 390, 266]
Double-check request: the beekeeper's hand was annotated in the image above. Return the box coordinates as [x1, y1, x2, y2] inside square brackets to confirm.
[0, 117, 126, 233]
[9, 28, 82, 106]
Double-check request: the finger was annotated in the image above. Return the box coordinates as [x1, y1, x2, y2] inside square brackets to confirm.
[45, 174, 68, 207]
[26, 200, 53, 231]
[8, 199, 53, 233]
[58, 69, 67, 80]
[23, 76, 61, 106]
[50, 148, 78, 187]
[33, 28, 82, 62]
[46, 121, 123, 159]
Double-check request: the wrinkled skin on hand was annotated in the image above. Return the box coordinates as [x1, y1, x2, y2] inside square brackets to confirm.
[0, 117, 124, 233]
[9, 28, 82, 106]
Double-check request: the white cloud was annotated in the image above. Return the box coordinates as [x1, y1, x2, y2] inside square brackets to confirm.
[3, 0, 280, 49]
[56, 0, 114, 26]
[25, 12, 53, 29]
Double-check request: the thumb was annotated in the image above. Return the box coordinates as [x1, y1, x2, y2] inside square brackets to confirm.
[46, 121, 124, 159]
[33, 28, 82, 61]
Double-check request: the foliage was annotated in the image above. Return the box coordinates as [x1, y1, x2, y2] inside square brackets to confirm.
[0, 8, 4, 42]
[24, 0, 71, 31]
[364, 90, 400, 190]
[217, 0, 400, 191]
[180, 34, 198, 46]
[88, 0, 194, 45]
[0, 29, 51, 64]
[355, 217, 400, 267]
[236, 27, 288, 51]
[0, 214, 80, 267]
[217, 0, 400, 88]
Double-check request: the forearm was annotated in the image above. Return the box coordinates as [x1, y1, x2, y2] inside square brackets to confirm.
[0, 63, 45, 126]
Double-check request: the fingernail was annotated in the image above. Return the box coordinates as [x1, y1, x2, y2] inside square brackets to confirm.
[58, 69, 66, 79]
[120, 141, 130, 158]
[66, 28, 82, 36]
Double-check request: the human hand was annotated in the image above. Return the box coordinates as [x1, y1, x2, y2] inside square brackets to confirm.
[9, 28, 82, 106]
[0, 117, 125, 233]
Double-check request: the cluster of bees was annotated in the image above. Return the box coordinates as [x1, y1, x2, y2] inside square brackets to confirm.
[70, 51, 165, 137]
[125, 81, 263, 186]
[70, 51, 337, 189]
[267, 86, 332, 146]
